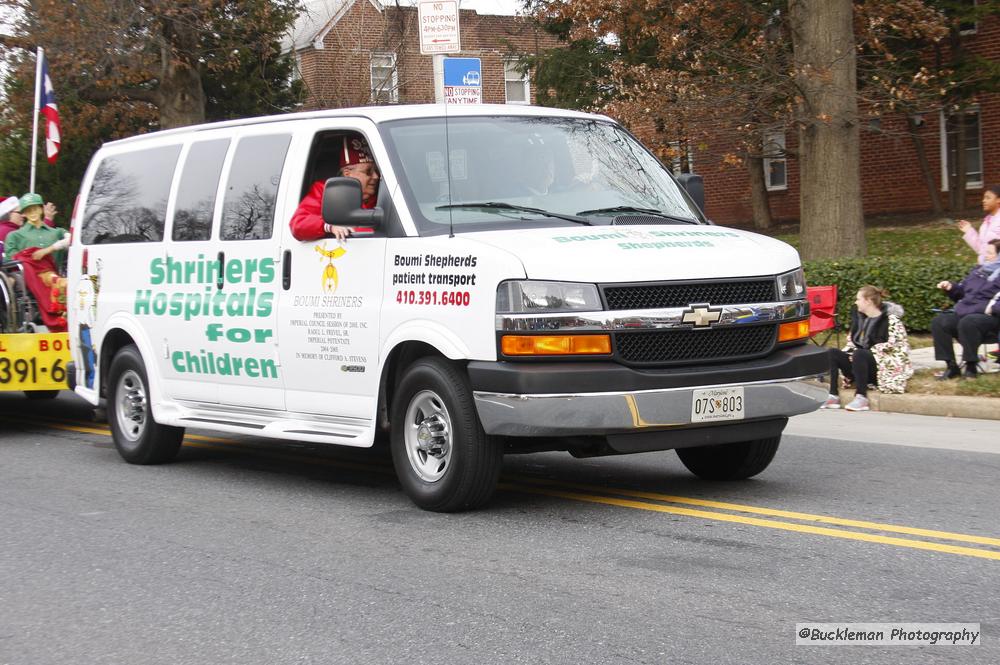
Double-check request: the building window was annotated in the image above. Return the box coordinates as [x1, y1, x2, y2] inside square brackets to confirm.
[941, 108, 982, 191]
[667, 140, 694, 175]
[763, 132, 787, 191]
[370, 52, 398, 104]
[504, 59, 530, 105]
[959, 0, 978, 35]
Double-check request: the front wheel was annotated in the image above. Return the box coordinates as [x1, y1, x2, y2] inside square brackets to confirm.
[107, 345, 184, 465]
[675, 436, 780, 480]
[390, 357, 502, 512]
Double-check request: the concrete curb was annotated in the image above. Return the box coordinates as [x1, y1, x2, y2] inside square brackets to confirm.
[833, 388, 1000, 421]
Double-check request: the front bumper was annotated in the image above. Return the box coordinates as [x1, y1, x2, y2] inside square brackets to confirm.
[469, 344, 828, 438]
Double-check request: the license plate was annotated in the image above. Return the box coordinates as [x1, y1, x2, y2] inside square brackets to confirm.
[0, 333, 71, 392]
[691, 386, 745, 423]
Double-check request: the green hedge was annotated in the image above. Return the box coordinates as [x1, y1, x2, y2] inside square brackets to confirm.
[802, 257, 972, 333]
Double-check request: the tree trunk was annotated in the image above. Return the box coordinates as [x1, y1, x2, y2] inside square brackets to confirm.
[155, 13, 206, 129]
[747, 154, 773, 230]
[948, 110, 968, 213]
[906, 115, 943, 215]
[157, 61, 206, 129]
[789, 0, 866, 259]
[946, 26, 968, 213]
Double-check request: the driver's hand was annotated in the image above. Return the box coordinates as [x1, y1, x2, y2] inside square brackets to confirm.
[326, 224, 350, 242]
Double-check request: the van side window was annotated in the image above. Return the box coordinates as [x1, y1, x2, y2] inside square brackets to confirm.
[220, 134, 291, 241]
[81, 145, 182, 244]
[172, 139, 230, 241]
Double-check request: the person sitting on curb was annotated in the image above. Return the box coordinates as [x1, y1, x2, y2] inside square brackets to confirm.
[821, 285, 913, 412]
[931, 238, 1000, 380]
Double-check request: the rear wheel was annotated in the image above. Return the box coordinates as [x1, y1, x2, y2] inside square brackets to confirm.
[107, 345, 184, 465]
[675, 436, 781, 480]
[390, 357, 502, 512]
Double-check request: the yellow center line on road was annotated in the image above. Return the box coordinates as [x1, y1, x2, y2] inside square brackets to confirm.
[9, 415, 240, 444]
[500, 483, 1000, 562]
[8, 413, 1000, 561]
[5, 415, 394, 476]
[506, 475, 1000, 549]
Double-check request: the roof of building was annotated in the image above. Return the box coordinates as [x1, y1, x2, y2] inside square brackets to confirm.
[281, 0, 384, 53]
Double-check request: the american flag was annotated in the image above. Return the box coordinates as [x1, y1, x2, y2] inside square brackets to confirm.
[38, 52, 61, 164]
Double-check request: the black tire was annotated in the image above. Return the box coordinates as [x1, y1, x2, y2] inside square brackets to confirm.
[25, 390, 60, 400]
[107, 345, 184, 465]
[675, 436, 781, 480]
[389, 357, 502, 512]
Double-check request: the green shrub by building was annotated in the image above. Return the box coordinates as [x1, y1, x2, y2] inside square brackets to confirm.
[802, 257, 971, 333]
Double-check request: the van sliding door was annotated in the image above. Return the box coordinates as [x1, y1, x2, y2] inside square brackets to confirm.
[210, 131, 291, 411]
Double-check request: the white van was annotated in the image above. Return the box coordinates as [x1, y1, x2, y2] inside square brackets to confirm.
[67, 104, 828, 511]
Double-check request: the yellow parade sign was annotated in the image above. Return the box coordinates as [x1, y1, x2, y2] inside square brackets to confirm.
[0, 333, 71, 391]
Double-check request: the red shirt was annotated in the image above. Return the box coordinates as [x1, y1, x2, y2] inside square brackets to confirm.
[289, 180, 375, 241]
[0, 220, 18, 244]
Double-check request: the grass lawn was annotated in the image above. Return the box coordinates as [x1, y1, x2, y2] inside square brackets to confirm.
[906, 368, 1000, 397]
[770, 218, 999, 397]
[811, 334, 934, 350]
[774, 222, 970, 260]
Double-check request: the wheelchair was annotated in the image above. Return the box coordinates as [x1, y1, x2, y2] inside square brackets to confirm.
[0, 259, 46, 334]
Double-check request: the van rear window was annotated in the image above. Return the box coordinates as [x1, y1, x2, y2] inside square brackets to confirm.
[81, 145, 182, 245]
[220, 134, 291, 241]
[172, 139, 230, 241]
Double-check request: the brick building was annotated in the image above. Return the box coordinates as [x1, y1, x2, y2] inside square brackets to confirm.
[283, 0, 562, 109]
[284, 2, 999, 227]
[692, 13, 1000, 226]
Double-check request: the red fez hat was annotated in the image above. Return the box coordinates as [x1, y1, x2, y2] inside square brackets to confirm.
[340, 136, 373, 168]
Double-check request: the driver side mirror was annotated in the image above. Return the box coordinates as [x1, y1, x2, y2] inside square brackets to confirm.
[676, 173, 705, 213]
[321, 177, 384, 227]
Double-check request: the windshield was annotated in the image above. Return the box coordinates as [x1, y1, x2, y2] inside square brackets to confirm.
[379, 116, 705, 235]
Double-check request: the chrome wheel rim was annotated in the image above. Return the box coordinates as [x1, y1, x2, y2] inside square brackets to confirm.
[115, 369, 147, 444]
[403, 390, 452, 483]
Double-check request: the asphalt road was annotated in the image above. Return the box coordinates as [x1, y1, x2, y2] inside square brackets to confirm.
[2, 392, 999, 665]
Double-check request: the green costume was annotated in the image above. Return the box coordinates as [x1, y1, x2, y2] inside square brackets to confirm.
[3, 223, 67, 262]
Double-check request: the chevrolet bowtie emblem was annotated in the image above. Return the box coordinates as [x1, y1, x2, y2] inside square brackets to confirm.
[682, 305, 722, 327]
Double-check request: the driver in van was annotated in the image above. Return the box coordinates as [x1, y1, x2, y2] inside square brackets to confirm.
[514, 139, 555, 197]
[289, 135, 380, 242]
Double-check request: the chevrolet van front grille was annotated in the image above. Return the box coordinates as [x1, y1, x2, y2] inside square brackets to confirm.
[602, 279, 777, 310]
[614, 325, 777, 366]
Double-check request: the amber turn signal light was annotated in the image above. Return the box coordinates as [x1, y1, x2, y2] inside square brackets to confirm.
[501, 334, 612, 356]
[778, 320, 811, 343]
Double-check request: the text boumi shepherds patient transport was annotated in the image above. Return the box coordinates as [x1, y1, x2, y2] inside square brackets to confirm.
[66, 104, 828, 512]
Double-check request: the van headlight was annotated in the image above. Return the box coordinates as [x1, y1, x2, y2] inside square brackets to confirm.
[496, 280, 602, 313]
[776, 267, 807, 301]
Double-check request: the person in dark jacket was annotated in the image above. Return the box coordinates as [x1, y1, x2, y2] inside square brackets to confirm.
[931, 238, 1000, 379]
[821, 285, 912, 411]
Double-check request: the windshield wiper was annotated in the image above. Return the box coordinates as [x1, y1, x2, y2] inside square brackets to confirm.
[576, 206, 698, 224]
[435, 201, 592, 225]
